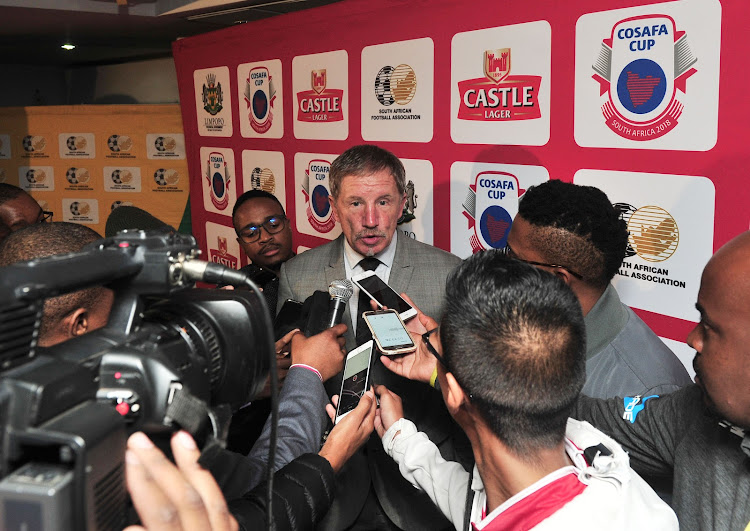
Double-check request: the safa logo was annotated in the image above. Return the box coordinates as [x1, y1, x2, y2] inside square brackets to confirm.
[301, 159, 336, 233]
[592, 15, 697, 141]
[462, 171, 521, 253]
[204, 152, 231, 210]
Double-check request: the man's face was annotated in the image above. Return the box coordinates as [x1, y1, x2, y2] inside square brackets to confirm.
[687, 239, 750, 428]
[233, 197, 293, 270]
[0, 193, 43, 242]
[330, 169, 406, 257]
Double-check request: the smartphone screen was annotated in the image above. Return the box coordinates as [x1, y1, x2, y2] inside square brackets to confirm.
[365, 311, 415, 351]
[336, 342, 373, 421]
[356, 274, 414, 317]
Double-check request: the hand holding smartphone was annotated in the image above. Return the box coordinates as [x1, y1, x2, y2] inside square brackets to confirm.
[363, 309, 417, 356]
[335, 341, 374, 424]
[352, 271, 417, 321]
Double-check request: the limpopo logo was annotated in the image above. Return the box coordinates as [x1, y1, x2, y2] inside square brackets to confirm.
[22, 135, 46, 152]
[205, 152, 231, 210]
[244, 66, 276, 134]
[107, 135, 132, 153]
[592, 15, 698, 141]
[301, 159, 336, 233]
[249, 167, 276, 194]
[397, 180, 418, 225]
[462, 172, 523, 253]
[154, 168, 180, 186]
[202, 73, 224, 116]
[65, 167, 91, 185]
[458, 49, 542, 121]
[297, 69, 344, 122]
[210, 236, 238, 269]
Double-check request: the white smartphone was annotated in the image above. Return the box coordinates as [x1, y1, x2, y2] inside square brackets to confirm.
[363, 309, 417, 356]
[352, 270, 417, 321]
[335, 340, 374, 424]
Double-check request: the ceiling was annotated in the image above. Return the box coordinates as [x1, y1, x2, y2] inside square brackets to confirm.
[0, 0, 342, 67]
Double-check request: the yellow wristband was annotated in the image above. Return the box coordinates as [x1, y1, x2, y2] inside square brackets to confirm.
[429, 367, 439, 388]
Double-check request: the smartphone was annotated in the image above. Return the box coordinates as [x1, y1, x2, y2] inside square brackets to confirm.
[335, 341, 374, 424]
[363, 309, 417, 356]
[273, 299, 303, 340]
[352, 270, 417, 321]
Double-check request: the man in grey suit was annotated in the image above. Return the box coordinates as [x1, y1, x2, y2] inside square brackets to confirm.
[278, 145, 465, 530]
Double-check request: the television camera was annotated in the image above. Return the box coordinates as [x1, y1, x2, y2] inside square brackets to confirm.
[0, 229, 273, 530]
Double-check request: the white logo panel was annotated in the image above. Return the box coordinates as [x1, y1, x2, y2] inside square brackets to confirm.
[292, 50, 349, 140]
[205, 221, 242, 270]
[238, 59, 284, 139]
[194, 66, 233, 137]
[450, 162, 548, 258]
[293, 152, 341, 240]
[399, 159, 434, 245]
[574, 0, 721, 150]
[361, 38, 434, 143]
[200, 147, 236, 216]
[241, 150, 287, 213]
[574, 169, 714, 321]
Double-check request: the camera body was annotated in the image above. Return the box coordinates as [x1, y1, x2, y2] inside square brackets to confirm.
[0, 230, 271, 530]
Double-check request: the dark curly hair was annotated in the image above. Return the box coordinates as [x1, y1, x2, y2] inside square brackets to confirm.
[517, 180, 628, 288]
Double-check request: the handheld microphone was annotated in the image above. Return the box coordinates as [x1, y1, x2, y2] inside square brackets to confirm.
[327, 279, 354, 328]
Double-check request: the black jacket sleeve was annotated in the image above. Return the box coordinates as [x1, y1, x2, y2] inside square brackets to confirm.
[228, 453, 335, 531]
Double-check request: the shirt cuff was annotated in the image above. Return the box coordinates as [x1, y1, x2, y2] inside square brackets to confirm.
[290, 364, 323, 382]
[382, 417, 418, 455]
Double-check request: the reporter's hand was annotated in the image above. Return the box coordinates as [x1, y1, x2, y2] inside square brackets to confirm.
[290, 324, 347, 381]
[256, 329, 298, 398]
[380, 294, 438, 384]
[124, 431, 238, 531]
[373, 385, 404, 438]
[319, 389, 377, 473]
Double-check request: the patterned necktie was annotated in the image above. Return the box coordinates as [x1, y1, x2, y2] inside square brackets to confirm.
[355, 257, 381, 345]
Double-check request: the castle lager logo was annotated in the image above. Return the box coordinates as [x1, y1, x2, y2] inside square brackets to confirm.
[205, 152, 231, 210]
[301, 159, 336, 233]
[592, 15, 697, 140]
[297, 69, 344, 122]
[457, 49, 542, 121]
[202, 73, 224, 116]
[244, 66, 276, 134]
[210, 236, 238, 269]
[249, 167, 276, 193]
[462, 171, 521, 253]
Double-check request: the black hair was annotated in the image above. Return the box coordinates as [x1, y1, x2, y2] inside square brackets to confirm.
[329, 144, 405, 198]
[0, 222, 107, 341]
[440, 250, 586, 458]
[232, 189, 285, 223]
[518, 180, 628, 288]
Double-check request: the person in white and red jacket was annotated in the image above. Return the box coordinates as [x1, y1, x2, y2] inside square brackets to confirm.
[375, 251, 677, 531]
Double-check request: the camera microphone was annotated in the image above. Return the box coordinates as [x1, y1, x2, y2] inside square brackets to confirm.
[327, 279, 354, 328]
[179, 258, 253, 287]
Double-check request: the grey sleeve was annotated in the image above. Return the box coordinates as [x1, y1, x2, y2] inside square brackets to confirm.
[572, 385, 698, 477]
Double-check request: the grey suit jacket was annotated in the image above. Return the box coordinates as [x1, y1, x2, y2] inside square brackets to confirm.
[277, 234, 468, 531]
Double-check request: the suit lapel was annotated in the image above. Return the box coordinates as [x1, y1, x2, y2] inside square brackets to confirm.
[389, 233, 414, 296]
